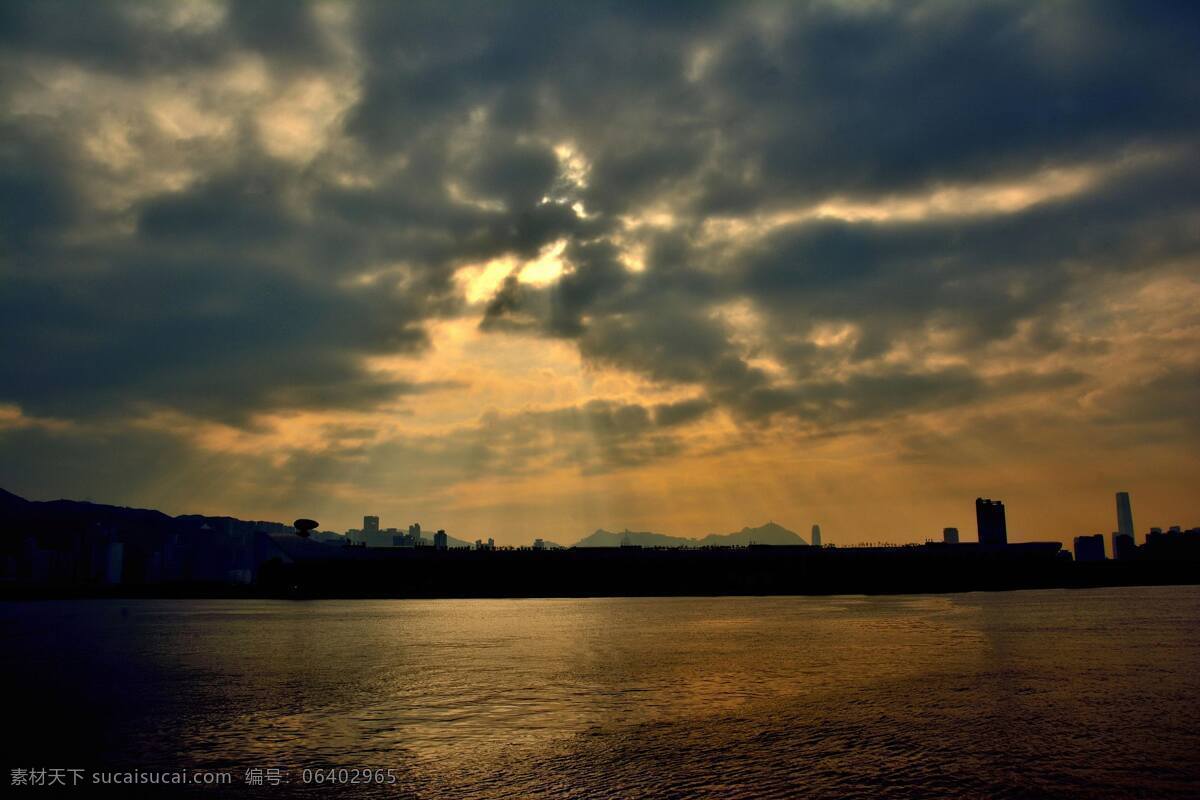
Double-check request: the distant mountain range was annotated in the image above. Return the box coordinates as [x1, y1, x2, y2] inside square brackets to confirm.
[572, 521, 807, 548]
[1, 487, 805, 552]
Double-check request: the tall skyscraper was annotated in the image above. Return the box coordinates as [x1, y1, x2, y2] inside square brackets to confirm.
[363, 515, 380, 534]
[975, 498, 1007, 546]
[1116, 492, 1134, 541]
[811, 524, 822, 547]
[943, 527, 959, 544]
[1074, 533, 1106, 562]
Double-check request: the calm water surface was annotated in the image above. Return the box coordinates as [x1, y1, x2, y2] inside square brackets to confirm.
[3, 587, 1199, 798]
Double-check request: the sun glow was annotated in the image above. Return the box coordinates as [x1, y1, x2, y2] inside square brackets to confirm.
[456, 239, 570, 304]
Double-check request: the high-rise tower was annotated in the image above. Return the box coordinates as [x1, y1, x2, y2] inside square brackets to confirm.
[1116, 492, 1134, 541]
[811, 524, 822, 547]
[1074, 534, 1106, 562]
[1113, 492, 1136, 559]
[975, 498, 1008, 546]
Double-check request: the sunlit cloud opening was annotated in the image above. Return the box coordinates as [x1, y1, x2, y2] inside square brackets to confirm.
[457, 239, 570, 304]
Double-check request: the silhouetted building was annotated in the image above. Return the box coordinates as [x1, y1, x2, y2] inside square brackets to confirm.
[943, 527, 959, 544]
[811, 524, 822, 547]
[433, 530, 448, 550]
[1111, 531, 1136, 561]
[363, 515, 379, 534]
[1116, 492, 1134, 542]
[1074, 533, 1106, 562]
[363, 524, 392, 548]
[1143, 526, 1200, 560]
[975, 498, 1007, 546]
[387, 524, 420, 547]
[533, 538, 546, 550]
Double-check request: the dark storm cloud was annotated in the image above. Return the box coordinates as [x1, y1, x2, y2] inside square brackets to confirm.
[344, 0, 727, 151]
[687, 2, 1200, 213]
[224, 0, 333, 66]
[479, 149, 1200, 424]
[0, 123, 489, 421]
[0, 0, 334, 77]
[464, 139, 560, 209]
[2, 0, 1198, 450]
[332, 0, 1200, 220]
[138, 163, 297, 246]
[0, 1, 225, 76]
[652, 397, 715, 428]
[0, 250, 439, 423]
[738, 169, 1183, 333]
[0, 120, 79, 257]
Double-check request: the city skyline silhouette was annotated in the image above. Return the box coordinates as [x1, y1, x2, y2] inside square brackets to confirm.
[4, 483, 1197, 600]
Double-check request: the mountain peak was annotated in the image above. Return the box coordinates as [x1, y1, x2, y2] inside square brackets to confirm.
[574, 522, 807, 548]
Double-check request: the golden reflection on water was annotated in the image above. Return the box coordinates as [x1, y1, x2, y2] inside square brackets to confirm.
[3, 588, 1199, 799]
[172, 595, 994, 767]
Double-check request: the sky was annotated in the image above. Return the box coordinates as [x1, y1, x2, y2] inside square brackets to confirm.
[1, 0, 1198, 546]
